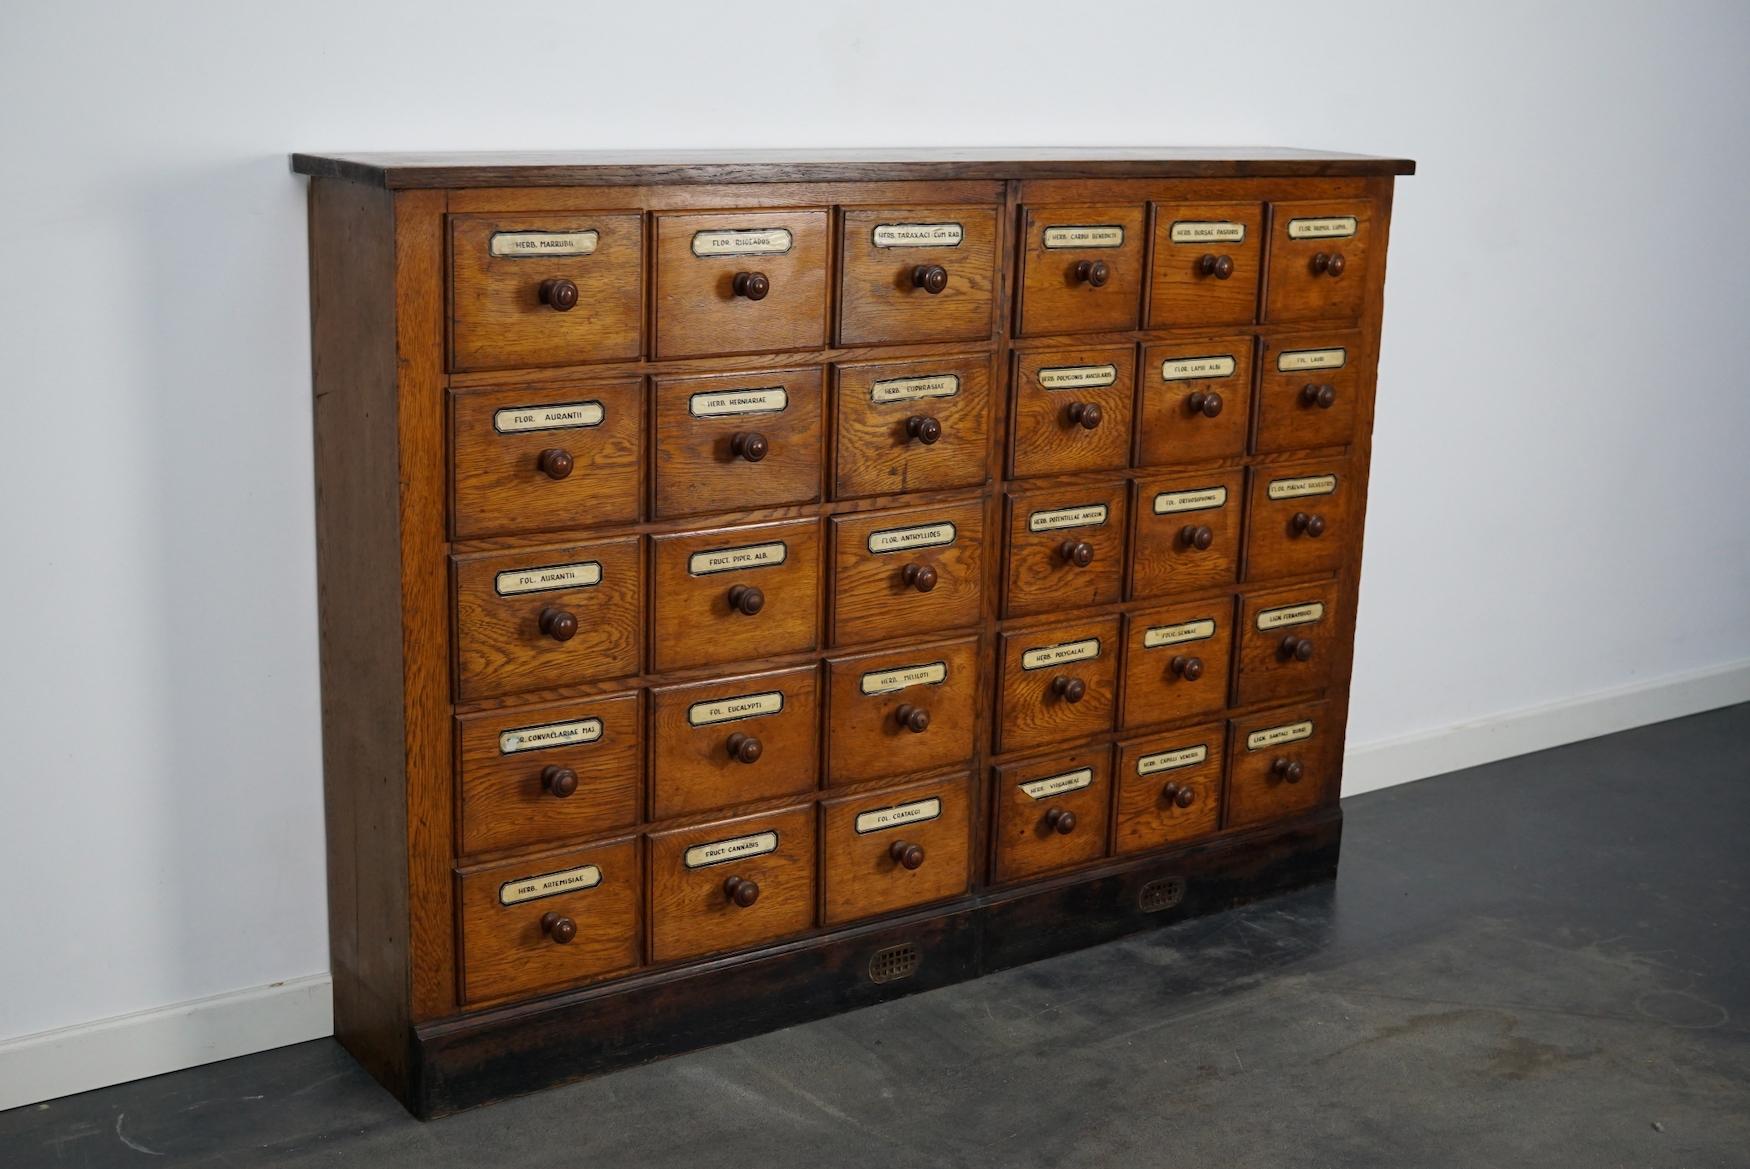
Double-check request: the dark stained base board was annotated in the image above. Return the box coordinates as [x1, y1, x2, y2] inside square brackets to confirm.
[397, 808, 1342, 1117]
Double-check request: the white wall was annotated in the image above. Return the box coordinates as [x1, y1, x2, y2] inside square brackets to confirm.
[2, 0, 1747, 1101]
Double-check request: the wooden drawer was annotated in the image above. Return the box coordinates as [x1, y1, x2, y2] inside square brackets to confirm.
[826, 637, 979, 785]
[1114, 724, 1225, 855]
[1009, 345, 1136, 479]
[822, 773, 973, 926]
[1137, 338, 1254, 466]
[1263, 200, 1376, 324]
[454, 537, 642, 701]
[457, 692, 641, 856]
[1130, 469, 1244, 600]
[1120, 599, 1235, 731]
[1147, 201, 1264, 329]
[652, 366, 823, 519]
[1254, 331, 1365, 454]
[1017, 204, 1147, 336]
[838, 206, 999, 346]
[1244, 459, 1353, 582]
[996, 616, 1119, 754]
[451, 380, 642, 540]
[449, 212, 643, 372]
[649, 665, 820, 820]
[1236, 581, 1342, 707]
[647, 805, 817, 963]
[832, 354, 992, 499]
[653, 210, 829, 358]
[651, 519, 820, 673]
[830, 500, 984, 647]
[993, 749, 1111, 882]
[1004, 482, 1127, 619]
[1226, 702, 1339, 829]
[459, 836, 641, 1004]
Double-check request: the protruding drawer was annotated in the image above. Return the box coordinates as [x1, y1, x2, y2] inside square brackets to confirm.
[653, 210, 829, 358]
[647, 805, 817, 963]
[459, 836, 641, 1004]
[1243, 460, 1353, 582]
[822, 773, 973, 926]
[1137, 338, 1254, 466]
[1263, 200, 1376, 324]
[651, 519, 820, 673]
[1004, 482, 1127, 619]
[838, 206, 999, 346]
[1226, 702, 1339, 829]
[1147, 201, 1264, 329]
[451, 379, 642, 540]
[832, 354, 992, 499]
[1120, 599, 1235, 731]
[454, 536, 642, 701]
[996, 616, 1119, 754]
[1009, 345, 1135, 479]
[449, 212, 643, 372]
[649, 665, 820, 820]
[1236, 581, 1341, 706]
[1114, 723, 1225, 855]
[993, 749, 1111, 882]
[652, 366, 823, 519]
[1018, 204, 1146, 336]
[457, 692, 641, 855]
[830, 501, 984, 647]
[1130, 469, 1244, 600]
[1254, 331, 1365, 454]
[826, 637, 979, 785]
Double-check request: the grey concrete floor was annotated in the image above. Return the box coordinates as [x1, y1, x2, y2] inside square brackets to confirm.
[6, 703, 1748, 1167]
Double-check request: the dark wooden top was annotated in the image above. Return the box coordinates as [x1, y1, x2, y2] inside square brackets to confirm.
[291, 147, 1415, 189]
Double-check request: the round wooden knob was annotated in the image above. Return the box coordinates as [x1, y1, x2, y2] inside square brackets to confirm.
[1290, 512, 1327, 538]
[889, 840, 926, 869]
[727, 584, 765, 616]
[1311, 252, 1346, 277]
[1170, 655, 1204, 681]
[536, 448, 574, 480]
[1186, 390, 1224, 418]
[906, 414, 942, 445]
[730, 432, 769, 463]
[1280, 635, 1315, 662]
[1272, 757, 1305, 783]
[1051, 675, 1086, 703]
[911, 264, 949, 294]
[1074, 259, 1110, 287]
[1179, 524, 1214, 550]
[732, 271, 770, 300]
[1045, 807, 1078, 835]
[1163, 781, 1197, 808]
[538, 278, 579, 311]
[1302, 383, 1338, 409]
[1066, 401, 1103, 430]
[902, 563, 938, 593]
[1059, 539, 1095, 568]
[1199, 254, 1235, 279]
[724, 875, 760, 907]
[726, 731, 763, 765]
[541, 764, 578, 798]
[539, 607, 577, 642]
[540, 911, 576, 944]
[895, 703, 930, 734]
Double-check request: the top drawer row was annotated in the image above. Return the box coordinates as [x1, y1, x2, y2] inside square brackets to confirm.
[450, 199, 1376, 371]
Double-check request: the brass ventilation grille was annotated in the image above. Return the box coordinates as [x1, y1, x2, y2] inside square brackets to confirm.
[867, 942, 922, 984]
[1138, 876, 1188, 913]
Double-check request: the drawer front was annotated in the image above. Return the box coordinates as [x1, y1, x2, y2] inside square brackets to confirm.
[1147, 201, 1264, 329]
[997, 616, 1119, 754]
[1018, 204, 1147, 336]
[994, 749, 1111, 882]
[1004, 482, 1127, 619]
[648, 806, 817, 963]
[1130, 469, 1244, 600]
[653, 210, 828, 358]
[457, 692, 641, 856]
[649, 666, 820, 820]
[455, 537, 642, 701]
[651, 519, 820, 673]
[1137, 338, 1254, 466]
[1010, 345, 1136, 478]
[1226, 702, 1338, 829]
[831, 501, 985, 647]
[1121, 599, 1235, 731]
[451, 380, 642, 540]
[826, 637, 979, 785]
[652, 366, 823, 519]
[822, 773, 973, 925]
[449, 212, 643, 372]
[1254, 331, 1365, 454]
[1236, 581, 1342, 706]
[1114, 722, 1226, 855]
[459, 836, 640, 1004]
[832, 354, 992, 499]
[838, 206, 999, 346]
[1244, 460, 1353, 581]
[1263, 200, 1376, 324]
